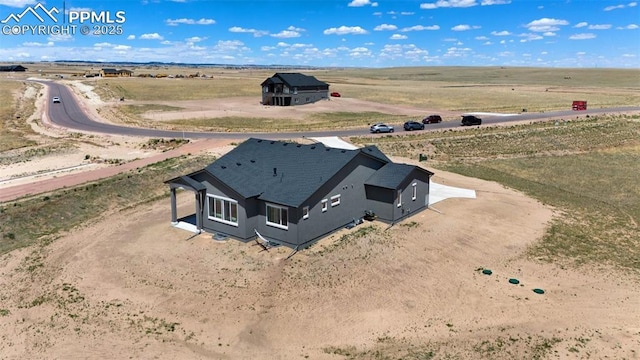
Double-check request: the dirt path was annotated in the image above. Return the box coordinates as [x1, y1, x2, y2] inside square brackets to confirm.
[0, 139, 231, 203]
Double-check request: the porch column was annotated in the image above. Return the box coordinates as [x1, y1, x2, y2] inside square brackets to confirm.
[195, 192, 203, 230]
[170, 187, 178, 223]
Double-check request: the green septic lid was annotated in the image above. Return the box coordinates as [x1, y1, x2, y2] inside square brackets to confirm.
[533, 288, 545, 295]
[482, 269, 492, 275]
[508, 278, 520, 285]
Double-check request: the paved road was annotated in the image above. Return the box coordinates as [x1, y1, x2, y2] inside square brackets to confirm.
[42, 80, 640, 139]
[3, 80, 636, 203]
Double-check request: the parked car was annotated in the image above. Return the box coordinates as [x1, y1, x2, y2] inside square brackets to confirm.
[52, 97, 61, 103]
[403, 121, 425, 131]
[370, 123, 394, 133]
[461, 115, 482, 126]
[330, 92, 341, 97]
[422, 115, 442, 124]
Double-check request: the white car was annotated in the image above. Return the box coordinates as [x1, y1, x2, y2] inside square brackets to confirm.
[52, 97, 61, 103]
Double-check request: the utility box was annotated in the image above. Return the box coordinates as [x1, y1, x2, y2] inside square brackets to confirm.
[572, 100, 587, 111]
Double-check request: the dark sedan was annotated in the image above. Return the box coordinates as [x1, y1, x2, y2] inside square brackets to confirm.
[403, 121, 425, 131]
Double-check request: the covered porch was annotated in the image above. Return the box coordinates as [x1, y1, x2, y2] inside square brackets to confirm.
[165, 175, 206, 234]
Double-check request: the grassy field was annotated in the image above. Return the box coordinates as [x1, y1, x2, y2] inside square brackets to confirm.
[0, 80, 38, 152]
[86, 67, 640, 113]
[353, 114, 640, 273]
[0, 154, 215, 255]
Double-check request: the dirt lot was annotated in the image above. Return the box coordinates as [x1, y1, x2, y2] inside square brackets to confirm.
[1, 79, 639, 359]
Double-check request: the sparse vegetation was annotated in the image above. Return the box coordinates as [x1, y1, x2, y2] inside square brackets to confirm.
[0, 154, 215, 255]
[355, 114, 640, 273]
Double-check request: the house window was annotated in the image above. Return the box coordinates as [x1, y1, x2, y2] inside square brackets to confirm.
[412, 183, 417, 201]
[302, 206, 309, 220]
[305, 97, 310, 103]
[207, 195, 238, 226]
[266, 203, 288, 230]
[321, 199, 328, 212]
[331, 194, 341, 207]
[397, 190, 402, 207]
[293, 87, 298, 94]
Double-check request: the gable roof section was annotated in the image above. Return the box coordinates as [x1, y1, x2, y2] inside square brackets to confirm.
[261, 73, 328, 88]
[365, 163, 434, 190]
[204, 138, 385, 207]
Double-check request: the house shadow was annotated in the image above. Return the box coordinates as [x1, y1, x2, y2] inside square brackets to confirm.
[172, 214, 200, 235]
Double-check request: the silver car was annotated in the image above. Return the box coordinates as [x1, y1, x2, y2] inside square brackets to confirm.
[370, 123, 394, 133]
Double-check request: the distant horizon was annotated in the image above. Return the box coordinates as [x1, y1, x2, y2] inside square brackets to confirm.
[1, 0, 638, 69]
[2, 59, 638, 71]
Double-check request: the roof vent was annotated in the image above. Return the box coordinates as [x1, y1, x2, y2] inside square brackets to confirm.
[341, 150, 346, 153]
[270, 141, 275, 144]
[311, 146, 316, 149]
[273, 167, 277, 176]
[283, 143, 288, 146]
[257, 140, 263, 143]
[296, 144, 302, 147]
[221, 165, 227, 169]
[250, 159, 256, 163]
[326, 148, 330, 151]
[236, 162, 241, 166]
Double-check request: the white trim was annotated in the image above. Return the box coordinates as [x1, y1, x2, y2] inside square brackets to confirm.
[266, 203, 288, 230]
[397, 190, 402, 207]
[302, 206, 309, 220]
[321, 199, 328, 212]
[330, 194, 341, 207]
[207, 194, 239, 227]
[412, 183, 417, 201]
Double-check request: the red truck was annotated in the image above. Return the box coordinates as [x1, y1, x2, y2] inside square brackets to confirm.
[572, 100, 587, 111]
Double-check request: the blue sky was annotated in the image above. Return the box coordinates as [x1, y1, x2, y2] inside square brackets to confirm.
[0, 0, 638, 68]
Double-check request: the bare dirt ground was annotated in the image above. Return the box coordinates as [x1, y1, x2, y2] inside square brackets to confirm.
[137, 96, 461, 122]
[1, 80, 639, 359]
[1, 165, 639, 359]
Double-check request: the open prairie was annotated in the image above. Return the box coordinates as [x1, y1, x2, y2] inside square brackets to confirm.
[1, 64, 639, 359]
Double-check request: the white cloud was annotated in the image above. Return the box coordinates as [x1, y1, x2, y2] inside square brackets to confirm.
[229, 26, 268, 37]
[452, 24, 480, 31]
[271, 30, 301, 38]
[186, 36, 206, 43]
[323, 26, 368, 35]
[113, 45, 131, 51]
[22, 41, 53, 47]
[604, 2, 636, 11]
[348, 0, 378, 7]
[525, 18, 569, 32]
[390, 34, 408, 39]
[481, 0, 511, 4]
[140, 33, 164, 40]
[166, 18, 215, 26]
[420, 0, 477, 9]
[623, 24, 639, 29]
[0, 0, 36, 7]
[588, 24, 612, 30]
[491, 30, 510, 36]
[574, 22, 588, 28]
[401, 25, 439, 31]
[127, 35, 135, 40]
[569, 33, 596, 40]
[374, 24, 397, 31]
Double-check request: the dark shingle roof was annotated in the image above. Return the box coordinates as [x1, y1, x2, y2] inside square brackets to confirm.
[203, 138, 385, 207]
[365, 163, 433, 190]
[261, 73, 328, 88]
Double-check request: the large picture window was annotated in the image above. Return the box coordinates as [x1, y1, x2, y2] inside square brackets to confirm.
[266, 203, 288, 230]
[207, 195, 238, 226]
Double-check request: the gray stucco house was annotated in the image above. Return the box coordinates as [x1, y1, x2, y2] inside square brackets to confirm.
[261, 73, 329, 106]
[165, 138, 434, 249]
